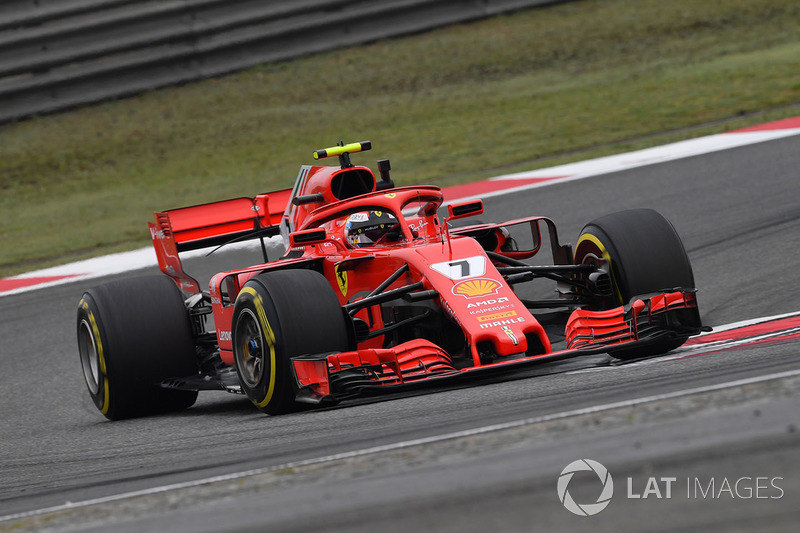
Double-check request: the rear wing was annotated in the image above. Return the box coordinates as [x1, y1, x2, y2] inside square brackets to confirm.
[148, 189, 291, 293]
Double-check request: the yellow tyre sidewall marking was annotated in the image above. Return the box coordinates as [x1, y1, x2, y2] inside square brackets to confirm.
[80, 298, 111, 415]
[576, 233, 624, 305]
[240, 286, 277, 408]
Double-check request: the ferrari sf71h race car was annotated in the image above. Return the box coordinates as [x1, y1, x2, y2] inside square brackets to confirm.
[77, 141, 704, 419]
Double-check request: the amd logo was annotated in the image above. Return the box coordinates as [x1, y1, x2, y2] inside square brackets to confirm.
[466, 297, 509, 309]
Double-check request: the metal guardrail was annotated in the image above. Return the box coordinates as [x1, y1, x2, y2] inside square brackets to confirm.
[0, 0, 564, 123]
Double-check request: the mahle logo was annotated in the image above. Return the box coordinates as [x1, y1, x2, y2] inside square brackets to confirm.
[557, 459, 614, 516]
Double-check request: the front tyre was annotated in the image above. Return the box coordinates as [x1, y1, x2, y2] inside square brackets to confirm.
[231, 269, 351, 415]
[574, 208, 696, 359]
[77, 275, 199, 420]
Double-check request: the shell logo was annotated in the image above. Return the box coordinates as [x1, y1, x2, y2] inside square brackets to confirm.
[452, 278, 501, 298]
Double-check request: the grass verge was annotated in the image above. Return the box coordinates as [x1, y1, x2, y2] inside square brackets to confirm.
[1, 0, 799, 276]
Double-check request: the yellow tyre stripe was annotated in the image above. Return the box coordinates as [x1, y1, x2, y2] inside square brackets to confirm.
[83, 303, 111, 415]
[240, 286, 277, 407]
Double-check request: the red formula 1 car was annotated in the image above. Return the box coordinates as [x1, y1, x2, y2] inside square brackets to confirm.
[77, 141, 704, 419]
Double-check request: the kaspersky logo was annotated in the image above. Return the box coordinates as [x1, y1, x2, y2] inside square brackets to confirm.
[557, 459, 614, 516]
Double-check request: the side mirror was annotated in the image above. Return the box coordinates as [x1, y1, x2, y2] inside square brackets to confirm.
[447, 200, 484, 220]
[289, 228, 327, 247]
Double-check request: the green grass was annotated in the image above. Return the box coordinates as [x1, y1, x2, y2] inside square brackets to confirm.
[1, 0, 799, 276]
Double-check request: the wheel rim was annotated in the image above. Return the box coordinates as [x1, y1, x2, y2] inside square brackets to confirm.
[577, 233, 623, 307]
[234, 308, 267, 388]
[78, 319, 101, 395]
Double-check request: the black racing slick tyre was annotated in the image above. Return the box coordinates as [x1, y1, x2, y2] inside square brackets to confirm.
[231, 269, 351, 415]
[574, 208, 696, 359]
[77, 275, 199, 420]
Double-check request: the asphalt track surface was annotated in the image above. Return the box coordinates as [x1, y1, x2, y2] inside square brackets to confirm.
[1, 134, 799, 531]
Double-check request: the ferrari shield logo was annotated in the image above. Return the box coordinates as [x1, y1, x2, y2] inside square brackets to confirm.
[335, 264, 348, 296]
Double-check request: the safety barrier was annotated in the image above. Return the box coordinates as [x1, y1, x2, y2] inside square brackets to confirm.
[0, 0, 564, 123]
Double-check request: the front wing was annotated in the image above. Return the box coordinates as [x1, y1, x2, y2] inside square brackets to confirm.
[291, 290, 702, 404]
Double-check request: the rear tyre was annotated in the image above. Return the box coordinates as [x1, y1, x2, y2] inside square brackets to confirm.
[231, 269, 351, 415]
[77, 275, 199, 420]
[574, 208, 696, 359]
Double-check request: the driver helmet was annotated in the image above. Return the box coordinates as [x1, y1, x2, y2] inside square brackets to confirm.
[345, 210, 398, 247]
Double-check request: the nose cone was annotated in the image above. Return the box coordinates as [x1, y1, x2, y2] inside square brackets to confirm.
[414, 238, 551, 362]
